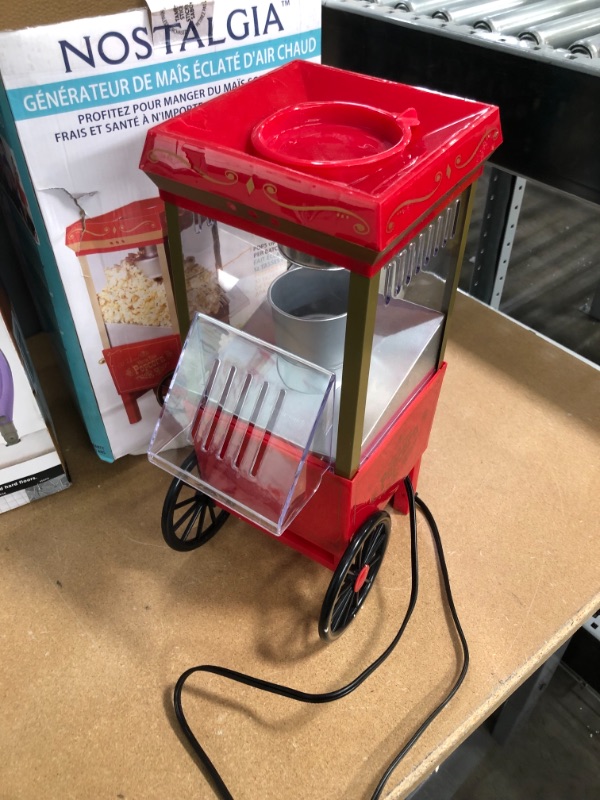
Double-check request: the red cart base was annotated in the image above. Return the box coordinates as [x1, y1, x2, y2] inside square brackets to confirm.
[278, 363, 446, 570]
[160, 364, 446, 640]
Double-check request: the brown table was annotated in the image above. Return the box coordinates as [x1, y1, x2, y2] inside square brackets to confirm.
[1, 293, 598, 799]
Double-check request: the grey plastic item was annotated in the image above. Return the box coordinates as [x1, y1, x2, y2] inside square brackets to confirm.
[268, 266, 350, 371]
[473, 0, 600, 34]
[569, 31, 600, 56]
[519, 9, 600, 48]
[394, 0, 474, 13]
[434, 0, 526, 26]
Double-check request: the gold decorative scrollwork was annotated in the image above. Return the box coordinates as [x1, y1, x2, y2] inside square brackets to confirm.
[263, 184, 370, 235]
[86, 221, 158, 239]
[386, 171, 443, 233]
[200, 168, 238, 186]
[147, 148, 191, 169]
[147, 148, 238, 186]
[66, 220, 159, 244]
[455, 129, 500, 169]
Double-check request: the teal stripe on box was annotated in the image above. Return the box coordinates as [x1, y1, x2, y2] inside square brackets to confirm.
[7, 30, 321, 121]
[0, 78, 115, 461]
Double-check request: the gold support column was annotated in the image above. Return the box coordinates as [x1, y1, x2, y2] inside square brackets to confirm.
[437, 184, 475, 366]
[165, 202, 190, 338]
[79, 255, 111, 350]
[334, 270, 380, 480]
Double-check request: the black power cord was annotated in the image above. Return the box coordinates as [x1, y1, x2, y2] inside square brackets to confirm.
[173, 477, 469, 799]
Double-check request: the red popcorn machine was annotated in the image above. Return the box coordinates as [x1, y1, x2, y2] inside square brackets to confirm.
[140, 60, 501, 640]
[65, 199, 182, 424]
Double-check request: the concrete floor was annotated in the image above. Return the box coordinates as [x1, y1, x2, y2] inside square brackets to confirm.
[415, 176, 600, 800]
[411, 664, 600, 800]
[497, 183, 600, 367]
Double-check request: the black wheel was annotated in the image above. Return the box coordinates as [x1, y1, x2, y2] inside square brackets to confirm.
[319, 511, 391, 641]
[154, 371, 174, 406]
[161, 452, 229, 551]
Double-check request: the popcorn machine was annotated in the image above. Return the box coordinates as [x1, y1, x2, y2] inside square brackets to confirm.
[140, 61, 501, 640]
[65, 199, 182, 424]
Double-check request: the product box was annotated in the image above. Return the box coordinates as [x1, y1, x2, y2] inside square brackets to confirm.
[0, 288, 70, 512]
[0, 0, 321, 461]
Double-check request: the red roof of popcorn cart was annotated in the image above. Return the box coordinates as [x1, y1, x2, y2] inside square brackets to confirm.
[140, 60, 501, 276]
[65, 199, 166, 255]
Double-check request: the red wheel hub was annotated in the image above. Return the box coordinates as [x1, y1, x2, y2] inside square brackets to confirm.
[354, 564, 370, 593]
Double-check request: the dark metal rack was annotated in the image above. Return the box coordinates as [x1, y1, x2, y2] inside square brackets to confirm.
[322, 2, 600, 204]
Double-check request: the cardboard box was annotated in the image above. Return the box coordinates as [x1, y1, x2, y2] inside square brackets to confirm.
[0, 288, 70, 512]
[0, 0, 321, 461]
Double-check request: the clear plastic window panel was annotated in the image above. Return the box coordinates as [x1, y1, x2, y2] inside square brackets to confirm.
[177, 216, 287, 330]
[362, 196, 462, 459]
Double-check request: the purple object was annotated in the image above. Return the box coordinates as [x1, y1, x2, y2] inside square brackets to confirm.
[0, 349, 19, 445]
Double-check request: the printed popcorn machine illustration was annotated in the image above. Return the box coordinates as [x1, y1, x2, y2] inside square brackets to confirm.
[140, 61, 501, 639]
[65, 199, 183, 424]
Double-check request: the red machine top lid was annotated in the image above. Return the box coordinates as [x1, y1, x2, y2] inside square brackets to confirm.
[140, 60, 502, 275]
[65, 198, 167, 255]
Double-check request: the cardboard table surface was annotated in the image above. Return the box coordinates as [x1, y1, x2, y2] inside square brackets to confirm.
[1, 293, 598, 800]
[2, 0, 147, 29]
